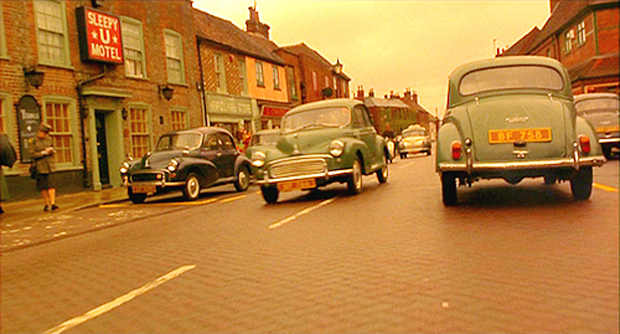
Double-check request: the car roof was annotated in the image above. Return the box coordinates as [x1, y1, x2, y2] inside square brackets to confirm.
[448, 56, 572, 107]
[164, 126, 233, 136]
[285, 98, 363, 116]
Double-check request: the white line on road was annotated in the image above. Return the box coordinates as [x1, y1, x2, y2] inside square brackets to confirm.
[268, 196, 340, 230]
[44, 264, 197, 334]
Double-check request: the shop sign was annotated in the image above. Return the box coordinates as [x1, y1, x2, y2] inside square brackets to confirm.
[15, 95, 41, 163]
[262, 106, 289, 117]
[76, 7, 124, 64]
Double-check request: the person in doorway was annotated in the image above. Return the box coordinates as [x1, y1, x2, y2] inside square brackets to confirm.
[29, 123, 58, 211]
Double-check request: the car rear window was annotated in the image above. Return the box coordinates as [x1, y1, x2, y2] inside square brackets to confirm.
[575, 97, 619, 114]
[459, 65, 564, 96]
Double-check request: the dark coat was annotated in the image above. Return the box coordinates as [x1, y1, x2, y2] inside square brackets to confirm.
[29, 136, 55, 174]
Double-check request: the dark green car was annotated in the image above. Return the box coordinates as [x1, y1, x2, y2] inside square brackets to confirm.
[251, 99, 390, 203]
[437, 56, 606, 206]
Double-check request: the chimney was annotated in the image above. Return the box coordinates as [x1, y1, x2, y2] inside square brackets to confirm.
[356, 85, 365, 99]
[246, 5, 270, 39]
[404, 88, 411, 99]
[368, 89, 375, 97]
[411, 91, 418, 104]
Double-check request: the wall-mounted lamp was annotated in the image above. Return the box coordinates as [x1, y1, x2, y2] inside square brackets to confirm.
[122, 108, 128, 121]
[24, 67, 45, 89]
[333, 58, 343, 74]
[158, 84, 174, 101]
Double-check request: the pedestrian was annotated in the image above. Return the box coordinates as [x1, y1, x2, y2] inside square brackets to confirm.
[29, 123, 58, 211]
[382, 123, 396, 163]
[0, 132, 17, 215]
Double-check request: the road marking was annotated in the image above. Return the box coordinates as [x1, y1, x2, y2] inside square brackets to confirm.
[100, 197, 219, 208]
[593, 183, 618, 192]
[44, 265, 196, 334]
[220, 194, 246, 203]
[268, 196, 339, 230]
[398, 161, 416, 169]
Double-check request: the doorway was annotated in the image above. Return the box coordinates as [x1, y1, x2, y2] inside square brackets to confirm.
[95, 111, 110, 185]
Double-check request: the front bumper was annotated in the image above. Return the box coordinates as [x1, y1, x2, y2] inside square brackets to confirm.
[255, 154, 353, 186]
[123, 169, 185, 188]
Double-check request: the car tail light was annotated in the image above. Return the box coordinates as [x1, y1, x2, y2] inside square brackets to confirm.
[451, 141, 462, 160]
[578, 135, 591, 154]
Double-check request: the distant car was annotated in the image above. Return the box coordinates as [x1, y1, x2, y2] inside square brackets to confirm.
[251, 98, 390, 203]
[436, 56, 606, 206]
[398, 124, 431, 158]
[574, 93, 619, 159]
[245, 129, 281, 158]
[120, 127, 252, 203]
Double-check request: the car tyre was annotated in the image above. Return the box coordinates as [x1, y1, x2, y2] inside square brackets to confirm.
[441, 172, 458, 206]
[347, 157, 363, 195]
[182, 173, 201, 201]
[376, 152, 389, 183]
[261, 186, 279, 204]
[127, 188, 147, 204]
[570, 166, 592, 201]
[401, 153, 407, 159]
[234, 166, 250, 192]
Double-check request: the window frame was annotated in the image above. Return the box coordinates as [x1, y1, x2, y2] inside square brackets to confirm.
[170, 107, 189, 131]
[33, 0, 72, 67]
[238, 58, 248, 96]
[577, 21, 586, 46]
[272, 65, 280, 90]
[121, 16, 148, 79]
[164, 29, 186, 85]
[564, 31, 573, 54]
[214, 53, 227, 93]
[0, 4, 8, 59]
[41, 95, 79, 168]
[255, 61, 265, 87]
[127, 103, 152, 158]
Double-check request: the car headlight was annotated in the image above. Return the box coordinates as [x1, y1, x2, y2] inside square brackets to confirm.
[166, 159, 179, 172]
[252, 151, 266, 167]
[330, 140, 345, 157]
[119, 161, 130, 174]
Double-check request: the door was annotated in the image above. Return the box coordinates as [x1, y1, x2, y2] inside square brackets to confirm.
[95, 112, 110, 185]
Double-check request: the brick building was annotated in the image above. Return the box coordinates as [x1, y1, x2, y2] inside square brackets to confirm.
[1, 0, 201, 200]
[501, 0, 619, 95]
[355, 87, 417, 135]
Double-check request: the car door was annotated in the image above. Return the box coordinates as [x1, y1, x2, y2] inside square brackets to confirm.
[215, 132, 237, 178]
[201, 133, 224, 180]
[352, 105, 380, 169]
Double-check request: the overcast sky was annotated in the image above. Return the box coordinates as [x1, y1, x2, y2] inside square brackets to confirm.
[192, 1, 551, 116]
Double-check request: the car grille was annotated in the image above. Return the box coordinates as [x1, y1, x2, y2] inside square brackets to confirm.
[270, 158, 327, 179]
[131, 173, 162, 182]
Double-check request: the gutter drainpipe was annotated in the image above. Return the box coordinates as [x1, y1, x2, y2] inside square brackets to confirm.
[196, 38, 210, 126]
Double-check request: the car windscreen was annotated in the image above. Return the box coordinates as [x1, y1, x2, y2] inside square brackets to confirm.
[282, 107, 350, 133]
[155, 133, 202, 151]
[575, 97, 620, 114]
[459, 65, 564, 96]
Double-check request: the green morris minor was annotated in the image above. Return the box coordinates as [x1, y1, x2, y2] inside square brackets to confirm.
[251, 99, 390, 204]
[436, 56, 606, 206]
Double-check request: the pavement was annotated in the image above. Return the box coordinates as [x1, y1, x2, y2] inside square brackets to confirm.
[0, 186, 129, 225]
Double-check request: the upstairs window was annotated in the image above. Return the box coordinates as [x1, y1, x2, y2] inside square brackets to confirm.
[564, 31, 573, 54]
[255, 61, 265, 87]
[34, 0, 70, 66]
[0, 5, 7, 58]
[286, 66, 298, 101]
[164, 30, 185, 84]
[577, 21, 586, 46]
[214, 53, 226, 92]
[272, 65, 280, 90]
[122, 17, 147, 78]
[239, 59, 248, 95]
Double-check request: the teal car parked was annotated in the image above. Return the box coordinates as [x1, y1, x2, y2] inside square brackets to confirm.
[437, 56, 606, 206]
[251, 99, 390, 204]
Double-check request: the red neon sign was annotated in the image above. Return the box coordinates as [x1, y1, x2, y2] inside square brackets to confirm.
[77, 7, 124, 64]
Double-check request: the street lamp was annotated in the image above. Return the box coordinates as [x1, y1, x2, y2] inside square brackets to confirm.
[158, 84, 174, 101]
[333, 58, 343, 74]
[24, 67, 45, 89]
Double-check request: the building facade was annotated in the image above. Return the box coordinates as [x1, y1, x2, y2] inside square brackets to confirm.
[501, 0, 619, 95]
[1, 0, 202, 200]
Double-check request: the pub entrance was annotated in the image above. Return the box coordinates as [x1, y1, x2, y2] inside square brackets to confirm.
[95, 110, 110, 186]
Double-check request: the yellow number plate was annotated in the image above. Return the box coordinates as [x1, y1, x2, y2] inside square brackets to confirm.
[132, 185, 156, 194]
[596, 126, 619, 133]
[489, 128, 552, 144]
[277, 179, 316, 192]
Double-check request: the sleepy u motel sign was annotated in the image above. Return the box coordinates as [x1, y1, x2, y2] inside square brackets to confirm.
[76, 7, 124, 64]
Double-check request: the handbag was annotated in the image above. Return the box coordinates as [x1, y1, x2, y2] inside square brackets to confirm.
[29, 164, 37, 179]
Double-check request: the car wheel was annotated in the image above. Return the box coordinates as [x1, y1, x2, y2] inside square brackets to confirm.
[602, 145, 612, 160]
[261, 186, 279, 204]
[347, 157, 363, 195]
[426, 150, 431, 156]
[234, 166, 250, 192]
[570, 167, 592, 201]
[182, 173, 201, 201]
[376, 152, 389, 183]
[127, 188, 147, 204]
[441, 172, 458, 206]
[401, 153, 407, 159]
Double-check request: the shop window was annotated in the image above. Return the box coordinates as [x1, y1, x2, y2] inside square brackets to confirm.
[43, 100, 73, 164]
[122, 17, 147, 78]
[164, 29, 185, 84]
[171, 109, 187, 130]
[34, 0, 70, 66]
[255, 61, 265, 87]
[129, 107, 150, 158]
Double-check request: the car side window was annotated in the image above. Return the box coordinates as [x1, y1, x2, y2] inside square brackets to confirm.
[352, 106, 365, 129]
[360, 106, 374, 128]
[216, 133, 235, 150]
[204, 134, 219, 150]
